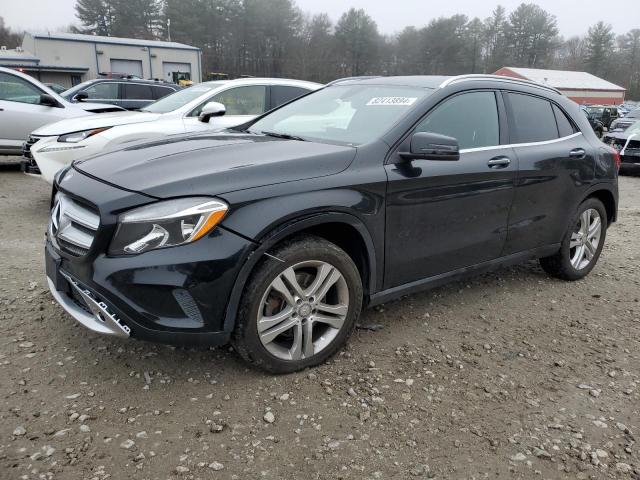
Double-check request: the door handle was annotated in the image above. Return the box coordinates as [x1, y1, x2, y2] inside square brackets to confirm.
[569, 148, 586, 159]
[487, 156, 511, 168]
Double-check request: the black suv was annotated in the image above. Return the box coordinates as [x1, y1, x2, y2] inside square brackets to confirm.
[45, 75, 619, 373]
[61, 78, 180, 110]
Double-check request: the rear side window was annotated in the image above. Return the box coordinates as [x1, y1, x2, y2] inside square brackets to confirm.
[552, 104, 577, 138]
[508, 93, 558, 143]
[271, 86, 310, 108]
[124, 84, 154, 100]
[415, 91, 500, 150]
[152, 86, 175, 100]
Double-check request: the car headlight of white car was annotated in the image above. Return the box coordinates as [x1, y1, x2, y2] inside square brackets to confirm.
[37, 127, 111, 153]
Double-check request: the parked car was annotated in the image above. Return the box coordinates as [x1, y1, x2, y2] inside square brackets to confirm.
[609, 107, 640, 132]
[583, 110, 604, 137]
[45, 74, 619, 373]
[584, 105, 621, 130]
[60, 78, 181, 110]
[0, 66, 124, 156]
[26, 78, 321, 183]
[603, 120, 640, 173]
[44, 83, 67, 94]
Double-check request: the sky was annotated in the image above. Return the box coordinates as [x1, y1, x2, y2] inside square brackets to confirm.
[1, 0, 637, 38]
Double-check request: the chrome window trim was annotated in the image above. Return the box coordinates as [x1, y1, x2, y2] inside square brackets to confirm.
[459, 132, 583, 154]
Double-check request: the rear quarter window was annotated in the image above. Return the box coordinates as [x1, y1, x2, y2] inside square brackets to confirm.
[508, 93, 558, 143]
[552, 104, 577, 138]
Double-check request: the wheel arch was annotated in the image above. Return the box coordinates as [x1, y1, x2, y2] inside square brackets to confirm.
[222, 212, 378, 332]
[584, 184, 617, 225]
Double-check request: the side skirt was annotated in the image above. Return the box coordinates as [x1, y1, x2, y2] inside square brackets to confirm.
[368, 244, 560, 307]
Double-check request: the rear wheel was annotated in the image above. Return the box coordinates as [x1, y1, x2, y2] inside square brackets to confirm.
[539, 198, 607, 281]
[232, 236, 363, 373]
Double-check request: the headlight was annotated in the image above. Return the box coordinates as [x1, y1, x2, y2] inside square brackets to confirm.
[58, 127, 111, 143]
[109, 197, 228, 255]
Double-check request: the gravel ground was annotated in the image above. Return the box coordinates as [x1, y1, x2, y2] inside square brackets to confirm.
[1, 163, 639, 480]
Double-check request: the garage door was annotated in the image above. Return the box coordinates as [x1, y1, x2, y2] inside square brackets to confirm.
[163, 62, 191, 82]
[110, 59, 143, 77]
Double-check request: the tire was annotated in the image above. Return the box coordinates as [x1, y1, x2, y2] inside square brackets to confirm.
[232, 235, 363, 373]
[539, 198, 607, 281]
[595, 128, 603, 139]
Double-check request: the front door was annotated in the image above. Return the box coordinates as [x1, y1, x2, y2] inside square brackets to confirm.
[384, 90, 517, 288]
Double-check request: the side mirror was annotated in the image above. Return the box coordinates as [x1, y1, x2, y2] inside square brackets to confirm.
[399, 132, 460, 161]
[73, 92, 89, 102]
[198, 102, 226, 123]
[39, 94, 61, 108]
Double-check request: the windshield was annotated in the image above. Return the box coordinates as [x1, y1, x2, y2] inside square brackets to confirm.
[587, 106, 604, 115]
[248, 85, 433, 146]
[141, 83, 225, 113]
[60, 80, 95, 99]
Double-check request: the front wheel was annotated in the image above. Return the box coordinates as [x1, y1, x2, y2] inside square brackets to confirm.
[232, 236, 363, 373]
[539, 198, 607, 281]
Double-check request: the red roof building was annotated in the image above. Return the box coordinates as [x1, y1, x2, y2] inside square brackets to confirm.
[494, 67, 625, 105]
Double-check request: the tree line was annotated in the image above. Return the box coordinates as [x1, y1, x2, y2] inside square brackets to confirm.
[1, 1, 638, 99]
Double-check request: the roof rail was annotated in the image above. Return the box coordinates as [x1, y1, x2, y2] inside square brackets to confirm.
[327, 76, 381, 86]
[439, 74, 561, 94]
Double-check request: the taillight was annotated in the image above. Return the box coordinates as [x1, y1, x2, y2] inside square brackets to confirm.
[611, 148, 621, 169]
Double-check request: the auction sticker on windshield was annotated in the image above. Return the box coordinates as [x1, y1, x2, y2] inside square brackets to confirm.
[366, 97, 417, 106]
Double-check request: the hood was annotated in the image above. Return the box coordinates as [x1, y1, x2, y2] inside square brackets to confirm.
[74, 132, 356, 198]
[33, 111, 162, 136]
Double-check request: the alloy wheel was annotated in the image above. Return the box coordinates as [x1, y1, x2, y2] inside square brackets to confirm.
[257, 260, 349, 361]
[570, 208, 602, 270]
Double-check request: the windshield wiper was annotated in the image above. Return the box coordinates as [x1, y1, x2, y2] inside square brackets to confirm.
[259, 131, 306, 142]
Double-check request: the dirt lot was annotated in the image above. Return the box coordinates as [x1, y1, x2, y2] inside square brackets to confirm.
[1, 162, 639, 480]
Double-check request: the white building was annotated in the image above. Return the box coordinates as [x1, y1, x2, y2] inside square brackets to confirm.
[495, 67, 626, 106]
[0, 32, 201, 88]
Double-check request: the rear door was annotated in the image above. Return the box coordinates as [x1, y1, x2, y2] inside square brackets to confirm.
[384, 90, 517, 288]
[502, 91, 595, 254]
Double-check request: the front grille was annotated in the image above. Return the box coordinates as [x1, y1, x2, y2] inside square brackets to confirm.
[50, 193, 100, 257]
[21, 135, 41, 174]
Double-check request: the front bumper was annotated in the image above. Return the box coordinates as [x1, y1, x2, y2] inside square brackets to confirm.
[46, 171, 256, 346]
[47, 273, 131, 338]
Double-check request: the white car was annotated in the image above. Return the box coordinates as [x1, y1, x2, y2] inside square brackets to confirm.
[0, 66, 123, 155]
[26, 78, 321, 183]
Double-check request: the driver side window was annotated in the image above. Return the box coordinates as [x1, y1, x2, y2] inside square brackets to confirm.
[190, 85, 267, 117]
[415, 91, 499, 150]
[0, 72, 43, 104]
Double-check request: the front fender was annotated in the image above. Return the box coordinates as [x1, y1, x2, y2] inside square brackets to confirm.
[220, 207, 384, 332]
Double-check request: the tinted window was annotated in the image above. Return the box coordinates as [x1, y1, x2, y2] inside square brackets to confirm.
[0, 72, 43, 104]
[212, 85, 266, 115]
[553, 105, 576, 138]
[152, 86, 175, 100]
[84, 82, 119, 100]
[271, 86, 310, 108]
[415, 91, 499, 150]
[124, 84, 154, 100]
[509, 93, 558, 143]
